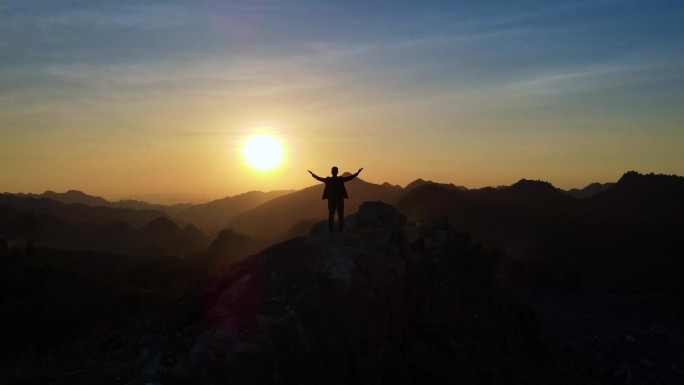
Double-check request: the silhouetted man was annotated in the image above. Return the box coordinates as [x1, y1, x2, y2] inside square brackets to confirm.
[308, 166, 363, 233]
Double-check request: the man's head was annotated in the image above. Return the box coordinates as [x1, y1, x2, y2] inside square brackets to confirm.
[331, 166, 338, 176]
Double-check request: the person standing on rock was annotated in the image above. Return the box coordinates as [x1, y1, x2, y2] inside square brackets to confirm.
[308, 166, 363, 234]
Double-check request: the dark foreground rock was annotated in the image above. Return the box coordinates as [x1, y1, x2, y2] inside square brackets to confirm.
[137, 201, 570, 384]
[522, 288, 684, 385]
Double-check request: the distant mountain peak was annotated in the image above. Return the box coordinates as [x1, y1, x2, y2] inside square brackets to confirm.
[405, 179, 467, 192]
[509, 179, 558, 193]
[617, 170, 642, 185]
[617, 171, 684, 186]
[609, 171, 684, 202]
[405, 178, 430, 191]
[143, 216, 181, 232]
[40, 189, 110, 206]
[563, 182, 616, 198]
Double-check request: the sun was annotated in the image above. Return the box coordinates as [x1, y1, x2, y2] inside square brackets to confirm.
[242, 134, 284, 172]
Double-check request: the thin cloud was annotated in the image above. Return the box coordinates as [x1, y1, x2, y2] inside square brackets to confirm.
[2, 3, 204, 31]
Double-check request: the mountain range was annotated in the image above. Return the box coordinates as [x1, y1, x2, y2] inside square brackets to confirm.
[2, 170, 683, 294]
[397, 171, 684, 293]
[2, 171, 683, 384]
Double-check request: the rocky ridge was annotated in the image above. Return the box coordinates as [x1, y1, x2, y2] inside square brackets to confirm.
[137, 201, 567, 384]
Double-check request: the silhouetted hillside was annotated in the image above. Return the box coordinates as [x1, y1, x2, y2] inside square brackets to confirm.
[196, 229, 268, 275]
[175, 190, 292, 237]
[2, 173, 682, 384]
[43, 189, 110, 206]
[397, 179, 577, 258]
[507, 179, 563, 198]
[0, 194, 171, 228]
[138, 217, 210, 256]
[3, 198, 681, 384]
[541, 172, 684, 292]
[5, 189, 298, 238]
[0, 195, 210, 256]
[109, 199, 192, 216]
[397, 171, 684, 294]
[226, 176, 404, 241]
[404, 178, 466, 192]
[587, 171, 684, 218]
[563, 182, 615, 198]
[8, 190, 192, 216]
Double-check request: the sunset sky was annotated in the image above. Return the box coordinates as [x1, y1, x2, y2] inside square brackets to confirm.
[2, 1, 683, 202]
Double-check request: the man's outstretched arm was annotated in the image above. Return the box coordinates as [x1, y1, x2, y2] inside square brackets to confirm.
[308, 170, 326, 182]
[343, 168, 363, 182]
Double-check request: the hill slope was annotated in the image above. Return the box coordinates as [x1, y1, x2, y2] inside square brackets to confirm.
[175, 190, 292, 236]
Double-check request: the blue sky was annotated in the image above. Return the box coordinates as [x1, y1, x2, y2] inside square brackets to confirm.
[1, 1, 683, 200]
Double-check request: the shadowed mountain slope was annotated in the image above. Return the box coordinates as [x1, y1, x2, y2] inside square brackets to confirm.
[397, 171, 684, 294]
[0, 195, 211, 256]
[544, 171, 684, 292]
[7, 189, 295, 236]
[42, 190, 110, 206]
[138, 217, 209, 256]
[0, 194, 171, 228]
[194, 229, 269, 276]
[404, 178, 466, 192]
[175, 190, 293, 237]
[396, 179, 578, 258]
[563, 182, 615, 198]
[8, 190, 192, 216]
[585, 171, 684, 218]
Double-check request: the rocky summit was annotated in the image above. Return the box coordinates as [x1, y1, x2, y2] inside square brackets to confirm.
[137, 201, 564, 384]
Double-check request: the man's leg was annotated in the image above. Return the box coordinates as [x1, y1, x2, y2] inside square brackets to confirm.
[337, 199, 345, 232]
[327, 200, 335, 233]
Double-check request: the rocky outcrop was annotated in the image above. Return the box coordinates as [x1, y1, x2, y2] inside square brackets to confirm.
[137, 201, 562, 384]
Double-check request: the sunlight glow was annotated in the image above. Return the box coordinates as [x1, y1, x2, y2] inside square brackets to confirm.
[242, 134, 284, 172]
